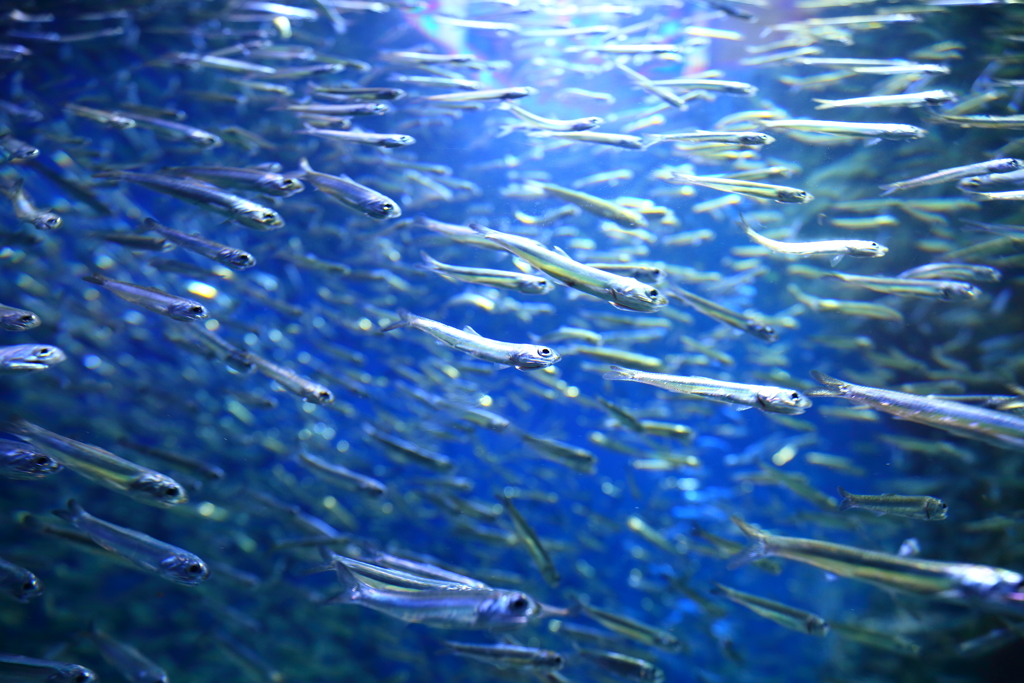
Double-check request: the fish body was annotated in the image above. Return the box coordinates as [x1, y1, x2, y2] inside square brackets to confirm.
[810, 371, 1024, 450]
[382, 310, 560, 370]
[443, 642, 564, 671]
[421, 252, 553, 294]
[142, 218, 255, 270]
[87, 625, 168, 683]
[714, 583, 829, 636]
[0, 555, 42, 602]
[298, 127, 415, 148]
[162, 165, 304, 196]
[669, 287, 777, 342]
[496, 492, 559, 586]
[501, 103, 603, 131]
[52, 500, 209, 585]
[83, 274, 207, 321]
[0, 177, 61, 229]
[604, 366, 811, 415]
[742, 220, 887, 260]
[813, 90, 957, 109]
[667, 173, 812, 203]
[0, 438, 62, 479]
[837, 487, 948, 520]
[472, 225, 667, 312]
[4, 417, 188, 507]
[577, 649, 665, 683]
[297, 449, 386, 496]
[880, 158, 1022, 195]
[0, 344, 65, 373]
[824, 272, 980, 300]
[246, 352, 334, 404]
[0, 655, 96, 683]
[298, 158, 400, 219]
[577, 602, 681, 651]
[530, 181, 647, 228]
[763, 119, 927, 140]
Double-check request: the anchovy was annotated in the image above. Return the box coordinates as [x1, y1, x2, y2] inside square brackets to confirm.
[762, 119, 928, 140]
[325, 555, 541, 629]
[4, 416, 188, 507]
[245, 351, 334, 404]
[647, 77, 758, 95]
[667, 172, 812, 203]
[282, 102, 388, 116]
[0, 655, 96, 683]
[162, 165, 305, 196]
[837, 487, 948, 521]
[604, 366, 812, 415]
[296, 449, 386, 497]
[669, 287, 777, 343]
[382, 309, 560, 370]
[53, 499, 209, 585]
[496, 492, 559, 587]
[142, 218, 255, 270]
[93, 170, 284, 230]
[880, 158, 1022, 195]
[0, 177, 61, 230]
[119, 110, 222, 147]
[117, 439, 226, 482]
[0, 438, 62, 480]
[529, 130, 645, 149]
[501, 103, 603, 131]
[2, 335, 61, 369]
[83, 273, 208, 321]
[809, 371, 1024, 450]
[471, 225, 667, 313]
[576, 601, 681, 651]
[297, 127, 415, 148]
[443, 642, 564, 671]
[86, 624, 168, 683]
[298, 157, 401, 219]
[421, 252, 553, 294]
[576, 649, 665, 683]
[362, 423, 453, 472]
[643, 130, 774, 147]
[425, 87, 536, 103]
[742, 219, 887, 261]
[813, 89, 957, 109]
[897, 263, 1002, 282]
[713, 583, 829, 636]
[824, 272, 980, 300]
[529, 181, 647, 227]
[0, 554, 42, 602]
[63, 103, 136, 129]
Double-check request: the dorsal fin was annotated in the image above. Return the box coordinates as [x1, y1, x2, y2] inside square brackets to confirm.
[463, 325, 481, 336]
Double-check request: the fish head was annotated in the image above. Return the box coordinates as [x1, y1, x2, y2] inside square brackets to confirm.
[571, 117, 604, 131]
[32, 212, 62, 230]
[746, 320, 778, 343]
[383, 135, 416, 148]
[511, 344, 561, 370]
[1, 444, 62, 478]
[217, 248, 257, 270]
[776, 189, 812, 204]
[0, 309, 40, 331]
[189, 131, 223, 148]
[160, 553, 210, 585]
[259, 176, 305, 197]
[757, 388, 812, 415]
[740, 133, 774, 146]
[478, 590, 540, 628]
[53, 665, 96, 683]
[536, 651, 566, 670]
[9, 570, 42, 602]
[995, 158, 1024, 173]
[359, 480, 387, 497]
[238, 205, 284, 229]
[364, 198, 402, 220]
[805, 616, 829, 637]
[850, 241, 888, 258]
[110, 115, 136, 129]
[4, 344, 66, 371]
[610, 280, 667, 312]
[130, 473, 189, 506]
[926, 498, 949, 520]
[940, 282, 980, 300]
[303, 384, 335, 405]
[166, 301, 208, 322]
[517, 277, 554, 294]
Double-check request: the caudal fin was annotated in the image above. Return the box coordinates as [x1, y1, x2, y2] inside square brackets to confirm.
[725, 516, 771, 570]
[812, 99, 836, 110]
[1, 414, 32, 436]
[836, 486, 855, 512]
[52, 499, 85, 523]
[379, 309, 412, 333]
[602, 365, 636, 381]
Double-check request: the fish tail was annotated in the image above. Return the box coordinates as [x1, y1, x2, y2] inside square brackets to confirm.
[812, 99, 835, 110]
[419, 251, 442, 269]
[1, 414, 32, 436]
[379, 309, 412, 333]
[326, 553, 363, 604]
[52, 498, 85, 523]
[297, 157, 314, 174]
[878, 184, 898, 196]
[82, 273, 111, 286]
[810, 370, 847, 391]
[836, 486, 855, 512]
[726, 515, 772, 570]
[602, 365, 636, 381]
[639, 135, 663, 150]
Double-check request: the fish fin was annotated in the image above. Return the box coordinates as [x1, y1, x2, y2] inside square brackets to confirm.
[380, 309, 412, 333]
[298, 157, 313, 174]
[878, 184, 898, 196]
[836, 487, 855, 512]
[463, 325, 481, 336]
[810, 370, 844, 387]
[726, 536, 769, 571]
[52, 499, 84, 523]
[602, 365, 635, 381]
[609, 302, 637, 311]
[864, 137, 881, 147]
[811, 99, 835, 110]
[553, 245, 570, 258]
[324, 552, 363, 603]
[81, 273, 110, 286]
[830, 254, 845, 267]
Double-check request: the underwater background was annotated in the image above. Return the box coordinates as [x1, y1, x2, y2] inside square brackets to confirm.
[3, 1, 1024, 682]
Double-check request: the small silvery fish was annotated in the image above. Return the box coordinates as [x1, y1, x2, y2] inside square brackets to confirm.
[576, 601, 681, 651]
[471, 225, 667, 313]
[837, 487, 948, 521]
[325, 556, 541, 629]
[583, 263, 665, 284]
[64, 102, 137, 129]
[0, 344, 65, 373]
[880, 158, 1022, 195]
[425, 87, 536, 103]
[0, 655, 96, 683]
[604, 366, 812, 415]
[666, 173, 812, 203]
[714, 583, 829, 636]
[296, 448, 387, 497]
[382, 310, 561, 371]
[528, 181, 647, 228]
[496, 492, 559, 587]
[245, 351, 335, 404]
[118, 110, 222, 148]
[86, 624, 168, 683]
[762, 119, 927, 140]
[443, 642, 564, 672]
[4, 416, 189, 507]
[669, 287, 777, 343]
[162, 165, 305, 197]
[0, 177, 61, 230]
[742, 219, 887, 262]
[0, 438, 62, 479]
[643, 130, 774, 147]
[576, 649, 665, 683]
[529, 130, 645, 149]
[500, 102, 603, 131]
[298, 157, 401, 219]
[420, 252, 554, 294]
[297, 126, 416, 148]
[813, 89, 957, 110]
[363, 423, 453, 472]
[0, 303, 40, 331]
[141, 218, 256, 270]
[0, 554, 42, 602]
[897, 263, 1001, 283]
[83, 274, 208, 321]
[824, 272, 980, 300]
[52, 499, 209, 585]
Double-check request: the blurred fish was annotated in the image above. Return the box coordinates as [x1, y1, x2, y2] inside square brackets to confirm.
[0, 344, 66, 373]
[713, 583, 828, 636]
[85, 624, 168, 683]
[0, 655, 95, 683]
[837, 487, 948, 521]
[443, 641, 564, 672]
[0, 554, 42, 603]
[83, 274, 208, 322]
[0, 438, 62, 480]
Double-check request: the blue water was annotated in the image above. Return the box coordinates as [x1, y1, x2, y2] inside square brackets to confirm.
[2, 2, 1023, 682]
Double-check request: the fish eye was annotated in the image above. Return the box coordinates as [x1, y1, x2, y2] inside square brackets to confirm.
[381, 203, 394, 212]
[164, 485, 180, 498]
[22, 579, 36, 590]
[647, 288, 659, 298]
[36, 347, 53, 357]
[189, 305, 205, 315]
[538, 347, 552, 356]
[74, 672, 90, 683]
[34, 456, 50, 465]
[186, 563, 203, 574]
[509, 595, 528, 610]
[791, 392, 800, 400]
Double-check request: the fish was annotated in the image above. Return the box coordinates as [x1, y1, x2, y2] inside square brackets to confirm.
[119, 110, 222, 148]
[382, 310, 561, 370]
[604, 366, 811, 414]
[362, 423, 453, 472]
[809, 371, 1024, 450]
[0, 344, 66, 373]
[528, 181, 648, 228]
[297, 126, 416, 149]
[141, 218, 256, 270]
[714, 583, 828, 636]
[823, 272, 980, 300]
[496, 492, 560, 587]
[85, 624, 169, 683]
[116, 439, 225, 482]
[52, 500, 209, 585]
[324, 551, 541, 629]
[82, 274, 208, 322]
[668, 287, 777, 342]
[666, 173, 812, 203]
[837, 487, 948, 521]
[0, 177, 61, 230]
[161, 165, 305, 196]
[812, 90, 957, 109]
[575, 601, 681, 651]
[500, 103, 603, 132]
[741, 217, 887, 262]
[643, 131, 775, 147]
[879, 158, 1023, 195]
[63, 103, 137, 129]
[896, 263, 1002, 282]
[0, 438, 62, 480]
[93, 171, 284, 230]
[297, 157, 400, 219]
[762, 119, 928, 140]
[4, 417, 189, 507]
[442, 641, 564, 671]
[576, 649, 665, 683]
[296, 448, 386, 497]
[0, 655, 96, 683]
[0, 554, 42, 602]
[420, 252, 554, 294]
[245, 351, 335, 404]
[469, 225, 667, 312]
